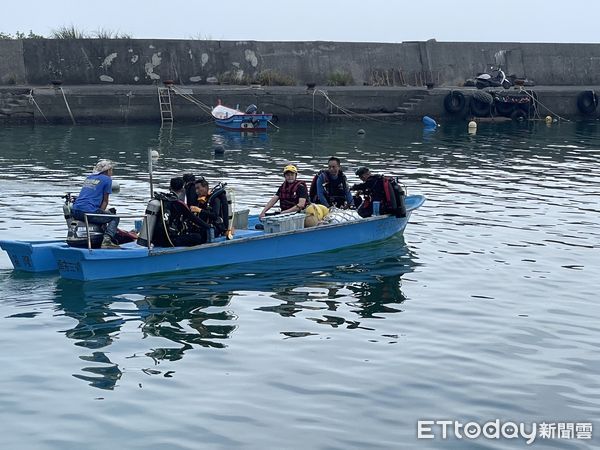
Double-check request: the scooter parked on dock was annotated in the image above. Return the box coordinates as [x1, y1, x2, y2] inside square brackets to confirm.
[475, 67, 512, 90]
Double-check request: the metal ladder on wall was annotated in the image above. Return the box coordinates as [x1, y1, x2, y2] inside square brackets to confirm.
[157, 86, 173, 123]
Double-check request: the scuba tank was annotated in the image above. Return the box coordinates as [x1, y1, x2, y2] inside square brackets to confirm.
[137, 198, 161, 247]
[63, 193, 104, 248]
[207, 182, 231, 237]
[225, 187, 234, 239]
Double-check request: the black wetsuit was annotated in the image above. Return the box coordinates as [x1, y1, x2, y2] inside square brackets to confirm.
[153, 199, 209, 247]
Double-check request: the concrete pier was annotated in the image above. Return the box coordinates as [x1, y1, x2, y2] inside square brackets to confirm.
[1, 84, 598, 124]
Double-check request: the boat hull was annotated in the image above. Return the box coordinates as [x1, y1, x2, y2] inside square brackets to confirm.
[0, 240, 66, 272]
[214, 114, 273, 132]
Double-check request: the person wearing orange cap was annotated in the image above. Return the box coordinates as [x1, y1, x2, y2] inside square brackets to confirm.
[259, 164, 308, 220]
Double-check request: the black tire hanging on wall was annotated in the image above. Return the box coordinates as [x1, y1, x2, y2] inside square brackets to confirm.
[470, 91, 494, 117]
[444, 91, 466, 114]
[576, 90, 598, 115]
[510, 108, 528, 122]
[470, 97, 491, 116]
[494, 101, 515, 117]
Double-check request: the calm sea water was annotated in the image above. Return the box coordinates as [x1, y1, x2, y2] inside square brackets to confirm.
[0, 120, 598, 449]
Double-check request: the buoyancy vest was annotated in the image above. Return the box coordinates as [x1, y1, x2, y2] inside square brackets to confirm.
[309, 170, 349, 207]
[279, 180, 307, 211]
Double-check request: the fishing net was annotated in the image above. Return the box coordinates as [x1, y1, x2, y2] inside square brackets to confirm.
[322, 208, 362, 224]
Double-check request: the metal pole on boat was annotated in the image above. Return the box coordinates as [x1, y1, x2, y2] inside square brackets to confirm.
[148, 147, 154, 198]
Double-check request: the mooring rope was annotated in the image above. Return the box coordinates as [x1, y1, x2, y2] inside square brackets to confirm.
[312, 89, 400, 123]
[27, 89, 49, 122]
[59, 87, 76, 125]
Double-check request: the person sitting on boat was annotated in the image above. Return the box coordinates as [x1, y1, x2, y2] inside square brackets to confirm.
[170, 177, 186, 202]
[182, 173, 199, 207]
[152, 192, 210, 247]
[310, 156, 353, 208]
[191, 178, 229, 237]
[351, 167, 406, 218]
[259, 164, 308, 220]
[71, 159, 121, 249]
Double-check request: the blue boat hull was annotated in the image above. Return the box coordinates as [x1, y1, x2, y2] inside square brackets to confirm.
[1, 195, 425, 281]
[0, 240, 66, 272]
[214, 113, 272, 132]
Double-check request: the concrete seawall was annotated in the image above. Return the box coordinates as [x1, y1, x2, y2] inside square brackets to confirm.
[1, 85, 599, 124]
[1, 39, 599, 123]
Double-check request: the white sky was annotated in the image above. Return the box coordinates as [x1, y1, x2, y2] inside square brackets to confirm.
[2, 0, 599, 43]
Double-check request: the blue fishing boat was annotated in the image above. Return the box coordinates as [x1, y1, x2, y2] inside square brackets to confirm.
[0, 195, 425, 281]
[211, 103, 273, 132]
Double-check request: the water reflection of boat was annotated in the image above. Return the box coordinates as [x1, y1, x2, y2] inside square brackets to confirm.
[50, 237, 416, 388]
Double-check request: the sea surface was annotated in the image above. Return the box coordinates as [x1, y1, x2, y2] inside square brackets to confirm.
[0, 119, 598, 449]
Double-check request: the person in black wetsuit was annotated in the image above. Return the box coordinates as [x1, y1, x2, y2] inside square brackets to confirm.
[351, 167, 387, 218]
[191, 179, 229, 237]
[152, 193, 210, 247]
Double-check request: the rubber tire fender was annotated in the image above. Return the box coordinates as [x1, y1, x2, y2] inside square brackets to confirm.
[494, 101, 515, 117]
[444, 91, 466, 114]
[577, 91, 598, 115]
[510, 108, 527, 122]
[470, 97, 492, 117]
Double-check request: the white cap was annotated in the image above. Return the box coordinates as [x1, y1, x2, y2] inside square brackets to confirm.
[92, 159, 114, 174]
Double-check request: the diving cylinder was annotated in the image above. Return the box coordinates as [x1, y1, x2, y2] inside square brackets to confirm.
[62, 203, 72, 225]
[225, 189, 234, 223]
[137, 199, 161, 247]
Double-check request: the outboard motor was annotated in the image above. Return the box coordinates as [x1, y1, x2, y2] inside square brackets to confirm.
[62, 193, 104, 248]
[137, 198, 162, 247]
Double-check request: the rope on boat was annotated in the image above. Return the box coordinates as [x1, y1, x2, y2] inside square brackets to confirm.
[27, 89, 49, 122]
[59, 87, 76, 125]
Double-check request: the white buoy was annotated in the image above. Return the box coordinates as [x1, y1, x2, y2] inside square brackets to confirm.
[468, 121, 477, 129]
[357, 129, 365, 135]
[545, 115, 553, 124]
[151, 150, 159, 159]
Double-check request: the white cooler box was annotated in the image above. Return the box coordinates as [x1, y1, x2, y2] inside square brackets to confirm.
[263, 213, 305, 233]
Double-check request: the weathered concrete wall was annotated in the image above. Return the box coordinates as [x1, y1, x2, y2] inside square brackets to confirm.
[2, 39, 600, 87]
[0, 40, 26, 85]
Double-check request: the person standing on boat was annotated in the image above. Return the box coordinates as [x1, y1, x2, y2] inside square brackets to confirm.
[72, 159, 120, 249]
[259, 164, 308, 219]
[311, 156, 353, 208]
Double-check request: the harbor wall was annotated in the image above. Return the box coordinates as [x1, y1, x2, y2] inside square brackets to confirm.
[1, 39, 600, 87]
[1, 39, 599, 123]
